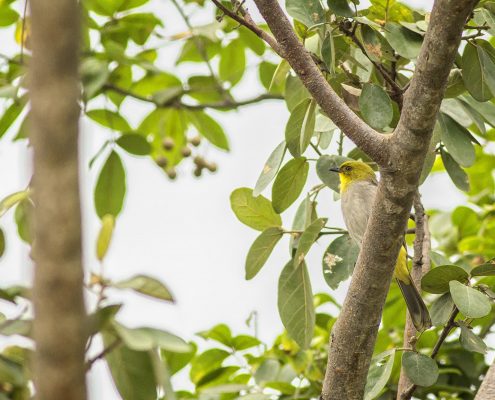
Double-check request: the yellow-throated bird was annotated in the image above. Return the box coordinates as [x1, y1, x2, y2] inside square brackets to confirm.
[330, 160, 431, 331]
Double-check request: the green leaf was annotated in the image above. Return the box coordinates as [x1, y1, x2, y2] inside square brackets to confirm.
[114, 274, 174, 302]
[430, 293, 455, 326]
[0, 228, 4, 259]
[364, 349, 396, 400]
[87, 109, 132, 131]
[459, 322, 487, 354]
[321, 31, 335, 74]
[285, 99, 311, 157]
[0, 190, 29, 218]
[328, 0, 354, 17]
[384, 22, 422, 59]
[259, 62, 277, 90]
[421, 265, 469, 294]
[419, 122, 440, 184]
[293, 218, 327, 268]
[0, 96, 27, 139]
[116, 133, 151, 155]
[253, 141, 286, 196]
[441, 149, 470, 192]
[197, 324, 232, 346]
[437, 113, 475, 168]
[278, 260, 315, 349]
[272, 157, 309, 213]
[245, 227, 284, 280]
[190, 349, 230, 384]
[429, 251, 450, 267]
[96, 214, 115, 261]
[94, 150, 126, 218]
[188, 111, 229, 151]
[230, 188, 282, 231]
[102, 331, 157, 400]
[300, 99, 316, 153]
[285, 74, 310, 111]
[114, 322, 191, 352]
[286, 0, 324, 28]
[80, 58, 109, 99]
[118, 0, 150, 12]
[239, 26, 265, 56]
[132, 72, 181, 97]
[231, 335, 261, 350]
[449, 281, 491, 318]
[322, 235, 360, 289]
[88, 304, 122, 336]
[316, 154, 352, 192]
[470, 262, 495, 276]
[219, 40, 246, 86]
[255, 359, 280, 384]
[269, 60, 290, 93]
[402, 352, 438, 387]
[161, 342, 197, 375]
[15, 199, 32, 243]
[0, 7, 19, 27]
[289, 196, 317, 252]
[462, 42, 492, 102]
[359, 83, 393, 130]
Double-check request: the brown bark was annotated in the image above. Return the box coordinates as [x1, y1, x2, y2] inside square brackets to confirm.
[29, 1, 87, 400]
[243, 0, 478, 399]
[475, 362, 495, 400]
[396, 196, 431, 399]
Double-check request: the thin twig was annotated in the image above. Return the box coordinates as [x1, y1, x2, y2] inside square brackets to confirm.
[211, 0, 283, 56]
[85, 338, 121, 371]
[310, 141, 322, 156]
[171, 0, 229, 99]
[397, 193, 431, 399]
[102, 83, 283, 109]
[340, 21, 403, 97]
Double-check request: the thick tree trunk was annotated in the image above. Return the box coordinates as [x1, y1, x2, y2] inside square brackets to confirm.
[475, 362, 495, 400]
[29, 1, 87, 400]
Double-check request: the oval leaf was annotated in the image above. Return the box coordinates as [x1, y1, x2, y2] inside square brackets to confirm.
[384, 23, 423, 59]
[0, 190, 29, 218]
[272, 157, 309, 213]
[188, 111, 230, 151]
[114, 274, 174, 302]
[253, 141, 286, 197]
[364, 350, 396, 400]
[293, 218, 327, 268]
[441, 149, 470, 192]
[230, 188, 282, 231]
[116, 133, 151, 156]
[86, 109, 132, 131]
[462, 42, 493, 102]
[322, 235, 360, 289]
[114, 323, 191, 352]
[285, 99, 311, 157]
[459, 322, 487, 354]
[96, 214, 115, 261]
[449, 280, 491, 318]
[421, 265, 469, 294]
[402, 352, 439, 387]
[470, 262, 495, 276]
[438, 113, 475, 167]
[245, 227, 284, 280]
[300, 99, 316, 153]
[430, 293, 455, 326]
[278, 260, 315, 349]
[359, 83, 393, 130]
[94, 151, 126, 218]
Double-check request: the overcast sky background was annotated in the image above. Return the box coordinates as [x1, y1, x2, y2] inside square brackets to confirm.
[0, 0, 481, 399]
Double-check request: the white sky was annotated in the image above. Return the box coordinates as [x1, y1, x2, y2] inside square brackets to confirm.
[0, 1, 476, 399]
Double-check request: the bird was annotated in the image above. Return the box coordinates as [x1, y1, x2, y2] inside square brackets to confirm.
[329, 160, 431, 331]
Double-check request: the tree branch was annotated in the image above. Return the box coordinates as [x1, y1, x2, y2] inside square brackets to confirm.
[320, 1, 478, 399]
[30, 1, 87, 399]
[475, 361, 495, 400]
[251, 0, 389, 166]
[102, 83, 283, 110]
[397, 194, 431, 399]
[211, 0, 283, 56]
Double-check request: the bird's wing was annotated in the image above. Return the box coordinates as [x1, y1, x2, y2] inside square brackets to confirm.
[341, 180, 377, 245]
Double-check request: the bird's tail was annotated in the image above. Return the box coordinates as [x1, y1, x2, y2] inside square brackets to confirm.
[394, 246, 431, 331]
[396, 278, 432, 331]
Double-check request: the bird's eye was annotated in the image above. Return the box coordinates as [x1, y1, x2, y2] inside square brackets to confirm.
[344, 166, 352, 172]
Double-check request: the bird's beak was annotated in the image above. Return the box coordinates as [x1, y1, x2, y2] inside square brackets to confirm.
[329, 167, 340, 173]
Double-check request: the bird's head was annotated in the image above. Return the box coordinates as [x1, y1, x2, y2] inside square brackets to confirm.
[329, 161, 376, 192]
